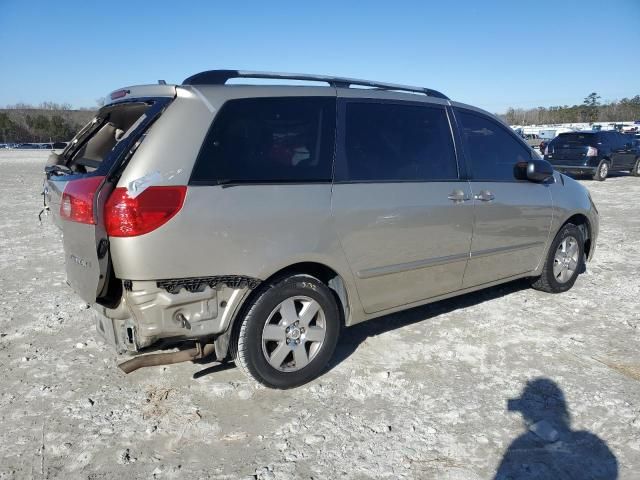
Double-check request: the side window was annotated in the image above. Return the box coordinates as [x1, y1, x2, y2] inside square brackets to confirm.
[602, 132, 613, 147]
[190, 97, 335, 184]
[455, 109, 531, 181]
[615, 133, 628, 148]
[613, 133, 623, 148]
[341, 102, 458, 181]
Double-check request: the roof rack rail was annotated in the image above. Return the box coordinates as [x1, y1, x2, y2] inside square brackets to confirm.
[182, 70, 449, 100]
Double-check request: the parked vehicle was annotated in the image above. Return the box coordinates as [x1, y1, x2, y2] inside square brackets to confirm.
[545, 130, 640, 180]
[44, 71, 599, 388]
[539, 127, 574, 141]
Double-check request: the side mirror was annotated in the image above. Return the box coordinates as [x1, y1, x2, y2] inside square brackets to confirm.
[526, 159, 554, 183]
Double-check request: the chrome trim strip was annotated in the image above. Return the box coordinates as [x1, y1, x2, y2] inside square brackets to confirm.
[358, 241, 545, 280]
[357, 252, 469, 279]
[470, 241, 544, 259]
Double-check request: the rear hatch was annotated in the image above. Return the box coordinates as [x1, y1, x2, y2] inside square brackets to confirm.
[44, 86, 175, 303]
[548, 132, 598, 166]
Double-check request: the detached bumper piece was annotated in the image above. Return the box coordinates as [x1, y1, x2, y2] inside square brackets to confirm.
[118, 342, 215, 374]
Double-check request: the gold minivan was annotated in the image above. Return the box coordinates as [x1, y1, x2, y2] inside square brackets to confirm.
[44, 70, 599, 388]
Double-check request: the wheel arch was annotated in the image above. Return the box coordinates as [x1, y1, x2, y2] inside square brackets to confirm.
[219, 261, 351, 361]
[262, 261, 351, 328]
[561, 213, 592, 260]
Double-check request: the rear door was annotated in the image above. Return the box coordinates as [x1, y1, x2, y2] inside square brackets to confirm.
[452, 108, 553, 288]
[611, 132, 636, 169]
[332, 98, 474, 314]
[44, 94, 174, 303]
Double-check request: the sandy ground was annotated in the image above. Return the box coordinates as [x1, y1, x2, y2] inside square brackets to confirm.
[0, 150, 638, 479]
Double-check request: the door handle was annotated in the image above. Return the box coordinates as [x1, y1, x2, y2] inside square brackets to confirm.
[447, 189, 470, 203]
[474, 190, 495, 202]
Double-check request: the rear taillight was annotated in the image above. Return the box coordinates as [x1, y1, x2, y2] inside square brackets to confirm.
[104, 186, 187, 237]
[587, 146, 598, 156]
[60, 176, 105, 224]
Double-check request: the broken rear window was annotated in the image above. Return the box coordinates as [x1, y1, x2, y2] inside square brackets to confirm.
[66, 102, 151, 173]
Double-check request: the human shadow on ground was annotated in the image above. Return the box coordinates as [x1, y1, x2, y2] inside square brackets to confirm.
[494, 378, 618, 479]
[328, 278, 531, 370]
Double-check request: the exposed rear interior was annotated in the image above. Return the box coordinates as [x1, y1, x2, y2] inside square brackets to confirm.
[44, 99, 171, 308]
[65, 103, 150, 173]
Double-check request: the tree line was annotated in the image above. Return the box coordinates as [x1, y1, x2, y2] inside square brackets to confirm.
[501, 93, 640, 126]
[0, 103, 96, 143]
[2, 93, 639, 142]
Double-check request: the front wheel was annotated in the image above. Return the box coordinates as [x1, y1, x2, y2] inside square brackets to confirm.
[632, 157, 640, 177]
[231, 274, 340, 389]
[592, 160, 609, 181]
[531, 223, 585, 293]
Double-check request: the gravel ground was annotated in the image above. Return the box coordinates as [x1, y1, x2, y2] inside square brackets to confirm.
[0, 150, 638, 479]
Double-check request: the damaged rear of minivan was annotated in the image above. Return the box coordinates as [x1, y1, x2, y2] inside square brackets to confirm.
[44, 83, 227, 363]
[47, 71, 598, 390]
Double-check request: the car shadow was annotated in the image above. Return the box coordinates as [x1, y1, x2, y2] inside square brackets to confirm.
[192, 278, 531, 380]
[193, 360, 236, 379]
[328, 278, 531, 370]
[494, 377, 618, 479]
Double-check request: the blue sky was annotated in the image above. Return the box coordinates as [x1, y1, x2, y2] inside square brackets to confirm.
[1, 0, 638, 113]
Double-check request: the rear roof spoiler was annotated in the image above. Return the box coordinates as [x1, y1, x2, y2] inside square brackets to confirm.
[105, 84, 177, 105]
[182, 69, 449, 100]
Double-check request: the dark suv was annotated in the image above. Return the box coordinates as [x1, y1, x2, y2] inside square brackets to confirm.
[544, 130, 640, 180]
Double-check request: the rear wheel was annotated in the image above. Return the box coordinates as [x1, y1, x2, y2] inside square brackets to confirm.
[531, 223, 584, 293]
[632, 157, 640, 177]
[592, 160, 609, 181]
[231, 274, 340, 389]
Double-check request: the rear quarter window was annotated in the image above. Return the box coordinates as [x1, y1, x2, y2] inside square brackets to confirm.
[190, 97, 336, 184]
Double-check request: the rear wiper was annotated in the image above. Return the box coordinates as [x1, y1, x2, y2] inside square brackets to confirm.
[45, 164, 73, 178]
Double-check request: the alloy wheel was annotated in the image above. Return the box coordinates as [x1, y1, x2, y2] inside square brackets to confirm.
[553, 236, 580, 284]
[261, 296, 326, 372]
[600, 162, 608, 178]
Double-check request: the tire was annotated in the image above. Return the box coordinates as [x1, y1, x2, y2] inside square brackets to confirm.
[592, 160, 609, 181]
[632, 157, 640, 177]
[230, 274, 340, 389]
[531, 223, 585, 293]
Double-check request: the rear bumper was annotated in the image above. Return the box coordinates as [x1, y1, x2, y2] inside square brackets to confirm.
[553, 165, 596, 175]
[92, 279, 255, 353]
